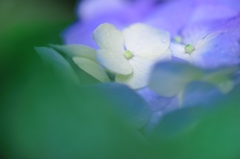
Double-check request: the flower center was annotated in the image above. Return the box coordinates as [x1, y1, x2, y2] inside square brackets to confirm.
[124, 50, 134, 59]
[184, 44, 195, 54]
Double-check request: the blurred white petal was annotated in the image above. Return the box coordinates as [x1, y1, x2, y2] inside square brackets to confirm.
[123, 23, 170, 57]
[73, 57, 110, 82]
[115, 48, 171, 89]
[115, 60, 149, 89]
[96, 49, 132, 75]
[149, 62, 203, 97]
[92, 23, 125, 53]
[51, 44, 96, 61]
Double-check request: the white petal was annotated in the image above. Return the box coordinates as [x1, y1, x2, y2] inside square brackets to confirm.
[96, 49, 132, 75]
[145, 48, 172, 64]
[92, 23, 125, 53]
[133, 49, 172, 68]
[115, 65, 149, 89]
[123, 23, 170, 57]
[170, 43, 192, 63]
[115, 50, 171, 89]
[73, 57, 110, 82]
[51, 44, 96, 61]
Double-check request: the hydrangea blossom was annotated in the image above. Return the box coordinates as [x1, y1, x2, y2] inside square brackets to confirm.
[60, 0, 240, 98]
[171, 16, 240, 68]
[35, 0, 240, 131]
[92, 23, 171, 89]
[48, 23, 171, 89]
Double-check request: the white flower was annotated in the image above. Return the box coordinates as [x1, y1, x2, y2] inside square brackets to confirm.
[92, 23, 172, 89]
[171, 31, 221, 67]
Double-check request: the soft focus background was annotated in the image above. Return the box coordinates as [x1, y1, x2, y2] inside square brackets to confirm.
[1, 0, 240, 159]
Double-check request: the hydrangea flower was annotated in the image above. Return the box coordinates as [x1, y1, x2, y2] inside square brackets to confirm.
[92, 23, 171, 89]
[171, 16, 240, 68]
[170, 25, 222, 67]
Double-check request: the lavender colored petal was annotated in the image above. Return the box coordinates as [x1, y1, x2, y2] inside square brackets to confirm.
[194, 0, 240, 11]
[181, 16, 240, 68]
[142, 95, 179, 135]
[77, 0, 127, 22]
[189, 1, 240, 23]
[144, 0, 194, 36]
[212, 15, 240, 66]
[77, 0, 155, 22]
[148, 106, 207, 139]
[182, 81, 224, 108]
[137, 87, 173, 111]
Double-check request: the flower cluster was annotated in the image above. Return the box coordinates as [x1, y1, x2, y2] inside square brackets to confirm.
[36, 0, 240, 130]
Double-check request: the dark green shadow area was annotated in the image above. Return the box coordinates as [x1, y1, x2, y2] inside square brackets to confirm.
[0, 2, 149, 159]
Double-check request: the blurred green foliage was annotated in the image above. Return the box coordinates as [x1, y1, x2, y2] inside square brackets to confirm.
[149, 86, 240, 159]
[0, 0, 76, 95]
[1, 0, 240, 159]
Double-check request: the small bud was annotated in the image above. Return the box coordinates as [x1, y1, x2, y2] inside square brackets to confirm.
[124, 50, 134, 59]
[184, 44, 195, 54]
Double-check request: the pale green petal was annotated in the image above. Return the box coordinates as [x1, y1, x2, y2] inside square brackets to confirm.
[92, 23, 125, 53]
[201, 66, 238, 93]
[215, 79, 234, 94]
[51, 44, 96, 61]
[73, 57, 110, 82]
[96, 49, 132, 75]
[170, 43, 192, 63]
[149, 62, 203, 97]
[123, 23, 170, 57]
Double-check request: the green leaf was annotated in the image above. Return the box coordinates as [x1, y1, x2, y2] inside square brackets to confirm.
[149, 85, 240, 159]
[84, 83, 151, 129]
[35, 47, 80, 84]
[1, 70, 149, 159]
